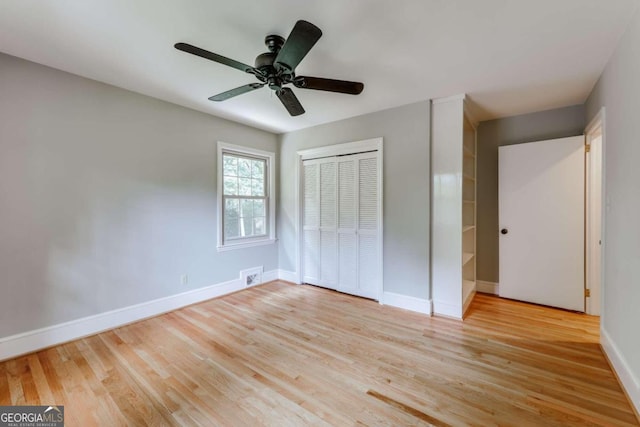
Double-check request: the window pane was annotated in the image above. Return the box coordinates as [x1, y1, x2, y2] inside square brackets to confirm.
[223, 155, 238, 177]
[251, 178, 264, 196]
[238, 158, 252, 178]
[239, 178, 252, 196]
[225, 198, 239, 218]
[240, 217, 253, 237]
[252, 160, 265, 179]
[240, 199, 253, 217]
[254, 217, 265, 235]
[225, 218, 239, 239]
[224, 176, 238, 195]
[253, 199, 265, 217]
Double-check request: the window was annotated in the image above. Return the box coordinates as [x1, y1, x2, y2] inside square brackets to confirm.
[217, 142, 275, 250]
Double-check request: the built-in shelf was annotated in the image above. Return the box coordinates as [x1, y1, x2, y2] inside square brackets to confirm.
[462, 279, 476, 315]
[432, 95, 477, 320]
[463, 252, 474, 266]
[463, 280, 475, 300]
[461, 111, 476, 318]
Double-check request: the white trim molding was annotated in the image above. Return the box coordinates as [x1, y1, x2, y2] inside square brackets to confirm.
[381, 292, 432, 315]
[433, 300, 463, 319]
[585, 106, 606, 135]
[477, 281, 500, 295]
[277, 270, 300, 284]
[601, 328, 640, 414]
[262, 269, 278, 283]
[431, 94, 466, 105]
[0, 270, 278, 362]
[297, 137, 382, 160]
[584, 107, 606, 318]
[216, 141, 276, 252]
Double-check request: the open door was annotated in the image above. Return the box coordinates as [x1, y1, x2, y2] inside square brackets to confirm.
[499, 136, 585, 312]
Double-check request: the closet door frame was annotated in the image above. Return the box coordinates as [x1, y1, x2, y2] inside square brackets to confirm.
[295, 138, 384, 301]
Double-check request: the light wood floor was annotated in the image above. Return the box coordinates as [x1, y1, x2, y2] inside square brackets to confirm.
[1, 282, 637, 426]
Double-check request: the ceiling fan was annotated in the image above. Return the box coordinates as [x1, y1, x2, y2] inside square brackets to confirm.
[174, 20, 364, 117]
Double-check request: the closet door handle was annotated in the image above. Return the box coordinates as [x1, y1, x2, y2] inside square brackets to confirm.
[501, 228, 508, 235]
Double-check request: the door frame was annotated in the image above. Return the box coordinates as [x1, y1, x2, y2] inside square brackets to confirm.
[585, 107, 606, 316]
[294, 137, 384, 300]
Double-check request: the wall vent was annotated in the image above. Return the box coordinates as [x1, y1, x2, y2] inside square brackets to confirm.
[240, 266, 263, 287]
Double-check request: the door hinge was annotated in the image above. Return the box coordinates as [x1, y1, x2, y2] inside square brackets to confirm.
[585, 288, 591, 298]
[585, 144, 591, 153]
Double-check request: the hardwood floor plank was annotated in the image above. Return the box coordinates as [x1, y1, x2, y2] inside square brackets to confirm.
[0, 283, 637, 426]
[0, 362, 10, 405]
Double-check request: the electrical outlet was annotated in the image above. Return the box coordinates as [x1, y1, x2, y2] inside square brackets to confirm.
[180, 274, 188, 286]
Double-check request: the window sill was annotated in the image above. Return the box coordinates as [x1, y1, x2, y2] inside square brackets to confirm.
[217, 238, 277, 252]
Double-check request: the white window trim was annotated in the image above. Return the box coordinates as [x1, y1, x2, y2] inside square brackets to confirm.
[217, 142, 276, 251]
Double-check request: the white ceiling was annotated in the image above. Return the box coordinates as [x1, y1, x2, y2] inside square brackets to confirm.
[1, 0, 637, 133]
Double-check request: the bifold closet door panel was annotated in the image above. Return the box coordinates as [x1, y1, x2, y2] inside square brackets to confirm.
[319, 161, 337, 288]
[357, 155, 380, 298]
[338, 158, 357, 291]
[303, 161, 320, 285]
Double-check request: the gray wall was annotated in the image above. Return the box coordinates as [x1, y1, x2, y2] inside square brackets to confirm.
[586, 8, 640, 404]
[278, 101, 430, 300]
[0, 53, 278, 338]
[476, 105, 585, 283]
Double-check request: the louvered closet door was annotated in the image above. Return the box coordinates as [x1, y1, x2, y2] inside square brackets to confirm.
[302, 157, 338, 289]
[337, 158, 358, 293]
[356, 154, 380, 299]
[303, 150, 381, 300]
[302, 160, 320, 285]
[337, 152, 380, 299]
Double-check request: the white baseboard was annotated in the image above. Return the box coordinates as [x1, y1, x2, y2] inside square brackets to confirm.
[601, 328, 640, 415]
[433, 300, 462, 319]
[381, 292, 432, 315]
[277, 269, 300, 284]
[262, 269, 278, 283]
[0, 269, 278, 362]
[477, 280, 499, 295]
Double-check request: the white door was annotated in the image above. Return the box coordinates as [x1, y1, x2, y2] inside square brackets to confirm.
[499, 136, 585, 312]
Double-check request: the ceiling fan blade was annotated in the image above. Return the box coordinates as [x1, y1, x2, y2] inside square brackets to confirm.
[175, 42, 259, 75]
[274, 20, 322, 72]
[209, 83, 265, 102]
[294, 76, 364, 95]
[276, 87, 305, 116]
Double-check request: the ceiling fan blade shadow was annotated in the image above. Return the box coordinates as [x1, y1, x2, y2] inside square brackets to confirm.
[175, 42, 259, 75]
[294, 76, 364, 95]
[274, 20, 322, 72]
[209, 83, 265, 101]
[276, 88, 305, 116]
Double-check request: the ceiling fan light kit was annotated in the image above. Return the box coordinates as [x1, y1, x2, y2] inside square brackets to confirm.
[175, 20, 364, 117]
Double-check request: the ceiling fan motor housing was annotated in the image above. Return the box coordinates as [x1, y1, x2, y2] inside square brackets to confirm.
[255, 34, 294, 91]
